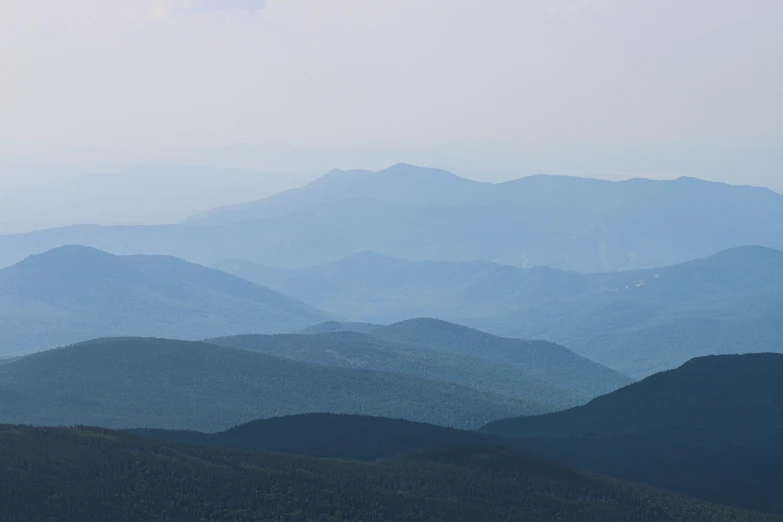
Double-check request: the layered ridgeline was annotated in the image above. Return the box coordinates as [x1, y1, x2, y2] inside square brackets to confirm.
[0, 245, 330, 356]
[481, 354, 783, 514]
[211, 320, 631, 410]
[0, 337, 537, 431]
[1, 426, 777, 522]
[3, 164, 783, 272]
[225, 246, 783, 377]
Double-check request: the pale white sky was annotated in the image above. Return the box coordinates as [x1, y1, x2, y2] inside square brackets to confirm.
[1, 0, 782, 188]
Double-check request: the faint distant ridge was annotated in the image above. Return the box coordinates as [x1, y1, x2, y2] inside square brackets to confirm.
[185, 163, 486, 225]
[3, 164, 783, 272]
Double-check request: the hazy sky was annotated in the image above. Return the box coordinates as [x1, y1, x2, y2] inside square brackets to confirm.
[1, 0, 782, 186]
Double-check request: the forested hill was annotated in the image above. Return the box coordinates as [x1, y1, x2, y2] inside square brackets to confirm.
[0, 337, 537, 431]
[1, 424, 777, 522]
[209, 327, 617, 411]
[131, 413, 499, 460]
[480, 353, 783, 514]
[482, 353, 783, 439]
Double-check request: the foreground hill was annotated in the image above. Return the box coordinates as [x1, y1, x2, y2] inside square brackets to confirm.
[0, 338, 534, 431]
[1, 425, 776, 522]
[0, 245, 329, 356]
[3, 165, 783, 272]
[210, 326, 617, 410]
[132, 413, 499, 460]
[235, 246, 783, 377]
[481, 354, 783, 513]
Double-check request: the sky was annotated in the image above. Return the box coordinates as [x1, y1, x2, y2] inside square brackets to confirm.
[0, 0, 782, 193]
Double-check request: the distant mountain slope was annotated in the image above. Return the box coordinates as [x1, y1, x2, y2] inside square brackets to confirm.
[132, 413, 499, 460]
[187, 163, 488, 224]
[5, 426, 773, 522]
[0, 245, 329, 355]
[0, 338, 535, 431]
[481, 354, 783, 514]
[209, 330, 596, 410]
[295, 321, 383, 335]
[192, 165, 783, 271]
[369, 319, 631, 397]
[231, 246, 783, 377]
[4, 166, 783, 272]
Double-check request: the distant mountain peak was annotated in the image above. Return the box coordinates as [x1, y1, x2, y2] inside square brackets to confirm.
[10, 245, 123, 274]
[377, 163, 466, 180]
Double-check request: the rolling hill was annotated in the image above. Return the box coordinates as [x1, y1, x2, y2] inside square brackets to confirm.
[0, 337, 536, 431]
[369, 319, 631, 397]
[0, 245, 330, 356]
[131, 413, 499, 460]
[481, 353, 783, 513]
[209, 327, 620, 410]
[1, 424, 777, 522]
[226, 246, 783, 377]
[3, 165, 783, 272]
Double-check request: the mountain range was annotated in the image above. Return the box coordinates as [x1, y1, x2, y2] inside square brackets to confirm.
[221, 245, 783, 377]
[2, 164, 782, 272]
[0, 245, 330, 355]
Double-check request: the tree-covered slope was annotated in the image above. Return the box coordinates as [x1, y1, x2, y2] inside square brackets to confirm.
[1, 424, 776, 522]
[131, 413, 500, 460]
[210, 330, 593, 410]
[0, 245, 330, 356]
[370, 318, 632, 396]
[0, 337, 534, 431]
[481, 354, 783, 513]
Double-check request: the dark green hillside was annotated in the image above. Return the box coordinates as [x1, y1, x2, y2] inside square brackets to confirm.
[211, 331, 588, 410]
[0, 338, 533, 431]
[371, 318, 632, 396]
[483, 353, 783, 439]
[132, 413, 499, 460]
[481, 354, 783, 513]
[1, 425, 776, 522]
[0, 245, 330, 356]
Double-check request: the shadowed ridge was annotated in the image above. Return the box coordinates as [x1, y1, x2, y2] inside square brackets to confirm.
[134, 413, 500, 460]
